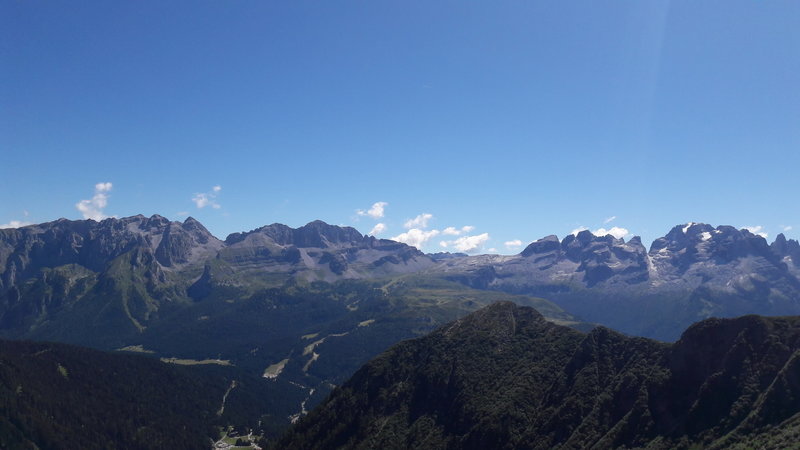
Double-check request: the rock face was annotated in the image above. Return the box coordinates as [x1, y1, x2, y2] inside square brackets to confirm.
[0, 215, 224, 344]
[277, 302, 800, 450]
[211, 220, 433, 292]
[3, 216, 800, 344]
[772, 232, 800, 275]
[435, 223, 800, 340]
[0, 215, 221, 284]
[0, 215, 434, 343]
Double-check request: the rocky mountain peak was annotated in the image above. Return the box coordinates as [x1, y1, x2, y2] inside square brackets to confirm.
[627, 235, 643, 246]
[558, 231, 648, 286]
[0, 215, 223, 279]
[179, 217, 216, 244]
[225, 220, 364, 249]
[520, 235, 560, 257]
[771, 233, 800, 267]
[649, 223, 783, 269]
[294, 220, 364, 248]
[562, 231, 620, 261]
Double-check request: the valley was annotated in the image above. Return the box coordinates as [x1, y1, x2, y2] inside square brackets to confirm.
[1, 216, 800, 447]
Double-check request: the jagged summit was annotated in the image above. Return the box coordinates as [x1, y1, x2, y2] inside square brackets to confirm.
[224, 219, 365, 248]
[3, 216, 800, 342]
[434, 222, 800, 340]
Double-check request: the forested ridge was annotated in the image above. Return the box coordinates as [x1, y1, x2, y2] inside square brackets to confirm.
[0, 339, 273, 449]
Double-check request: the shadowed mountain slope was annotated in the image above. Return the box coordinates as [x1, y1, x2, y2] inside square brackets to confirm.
[0, 339, 282, 450]
[277, 302, 800, 449]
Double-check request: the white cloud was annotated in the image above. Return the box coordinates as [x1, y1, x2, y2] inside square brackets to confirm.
[96, 182, 112, 192]
[442, 225, 474, 236]
[439, 241, 449, 248]
[448, 233, 490, 253]
[192, 185, 222, 209]
[76, 182, 114, 220]
[391, 228, 440, 250]
[593, 227, 630, 239]
[0, 220, 33, 229]
[404, 213, 433, 229]
[369, 223, 387, 236]
[487, 247, 497, 253]
[357, 201, 388, 219]
[743, 225, 768, 238]
[782, 225, 793, 232]
[604, 216, 617, 224]
[504, 239, 523, 248]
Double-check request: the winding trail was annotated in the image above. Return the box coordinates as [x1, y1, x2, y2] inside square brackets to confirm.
[217, 380, 237, 416]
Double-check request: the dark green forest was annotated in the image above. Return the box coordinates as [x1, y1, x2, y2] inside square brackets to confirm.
[277, 302, 800, 449]
[0, 339, 278, 449]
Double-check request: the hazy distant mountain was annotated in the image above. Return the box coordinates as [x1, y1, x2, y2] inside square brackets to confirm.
[277, 302, 800, 449]
[0, 215, 577, 434]
[0, 215, 435, 344]
[2, 216, 800, 445]
[0, 215, 222, 346]
[3, 216, 800, 345]
[220, 219, 435, 282]
[435, 223, 800, 340]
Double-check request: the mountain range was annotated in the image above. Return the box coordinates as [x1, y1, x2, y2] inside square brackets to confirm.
[2, 215, 800, 441]
[3, 216, 799, 342]
[436, 222, 800, 340]
[0, 215, 577, 435]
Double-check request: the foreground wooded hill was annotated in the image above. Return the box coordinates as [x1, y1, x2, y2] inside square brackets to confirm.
[0, 340, 279, 449]
[277, 302, 800, 449]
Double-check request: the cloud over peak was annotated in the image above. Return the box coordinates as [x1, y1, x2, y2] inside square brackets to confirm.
[593, 226, 630, 239]
[391, 228, 440, 250]
[444, 232, 490, 253]
[571, 225, 630, 240]
[76, 182, 113, 221]
[369, 223, 387, 236]
[743, 225, 768, 238]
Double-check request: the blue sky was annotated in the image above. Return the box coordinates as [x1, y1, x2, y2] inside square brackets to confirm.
[2, 1, 799, 253]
